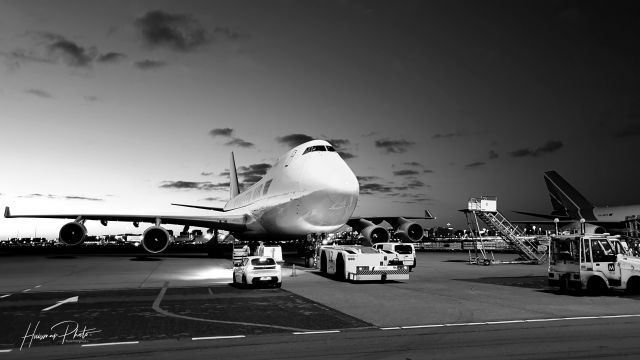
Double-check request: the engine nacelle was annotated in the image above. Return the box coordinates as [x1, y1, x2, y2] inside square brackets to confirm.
[351, 219, 389, 246]
[361, 225, 390, 245]
[392, 218, 424, 242]
[59, 222, 87, 246]
[142, 226, 171, 254]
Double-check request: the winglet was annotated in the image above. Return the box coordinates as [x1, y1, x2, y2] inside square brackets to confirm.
[4, 206, 10, 218]
[229, 152, 240, 199]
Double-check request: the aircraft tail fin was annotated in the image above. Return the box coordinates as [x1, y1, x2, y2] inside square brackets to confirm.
[229, 152, 240, 199]
[544, 171, 595, 218]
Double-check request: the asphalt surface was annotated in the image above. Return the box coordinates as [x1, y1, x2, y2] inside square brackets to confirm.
[2, 251, 640, 359]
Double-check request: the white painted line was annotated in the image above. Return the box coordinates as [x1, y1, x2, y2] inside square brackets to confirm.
[42, 296, 79, 311]
[0, 295, 10, 299]
[380, 327, 402, 330]
[599, 314, 640, 319]
[293, 330, 340, 335]
[192, 335, 246, 341]
[22, 289, 31, 292]
[402, 324, 445, 329]
[564, 316, 599, 320]
[525, 318, 564, 323]
[34, 285, 42, 288]
[485, 320, 526, 325]
[445, 322, 487, 326]
[81, 341, 139, 347]
[0, 349, 12, 353]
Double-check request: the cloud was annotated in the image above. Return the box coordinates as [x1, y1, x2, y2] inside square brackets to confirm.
[48, 39, 95, 67]
[160, 181, 228, 191]
[392, 170, 420, 176]
[465, 161, 486, 168]
[210, 128, 234, 137]
[64, 196, 103, 201]
[510, 140, 564, 158]
[489, 150, 499, 159]
[432, 130, 467, 139]
[360, 182, 395, 195]
[423, 169, 435, 173]
[375, 139, 414, 154]
[25, 88, 52, 98]
[209, 128, 253, 148]
[135, 10, 209, 51]
[202, 196, 227, 202]
[407, 180, 425, 188]
[225, 138, 254, 148]
[18, 193, 102, 201]
[276, 134, 315, 148]
[327, 138, 356, 159]
[97, 52, 126, 63]
[134, 59, 167, 70]
[237, 163, 272, 186]
[0, 49, 53, 70]
[404, 162, 422, 167]
[84, 96, 100, 102]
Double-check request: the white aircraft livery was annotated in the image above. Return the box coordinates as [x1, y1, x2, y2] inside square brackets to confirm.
[515, 170, 640, 234]
[5, 140, 433, 253]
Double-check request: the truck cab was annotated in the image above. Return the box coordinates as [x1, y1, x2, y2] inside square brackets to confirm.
[548, 234, 640, 294]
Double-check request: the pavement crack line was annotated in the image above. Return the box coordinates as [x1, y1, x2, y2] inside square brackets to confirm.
[151, 281, 311, 332]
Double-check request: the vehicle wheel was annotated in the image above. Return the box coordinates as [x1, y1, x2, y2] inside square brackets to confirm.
[626, 277, 640, 295]
[242, 274, 248, 288]
[320, 252, 327, 273]
[586, 276, 607, 296]
[336, 255, 345, 281]
[232, 273, 237, 285]
[275, 281, 282, 288]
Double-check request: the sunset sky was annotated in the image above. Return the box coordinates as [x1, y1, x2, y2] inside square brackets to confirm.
[1, 0, 639, 238]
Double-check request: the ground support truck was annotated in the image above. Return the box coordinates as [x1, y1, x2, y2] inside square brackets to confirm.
[548, 233, 640, 294]
[318, 245, 409, 282]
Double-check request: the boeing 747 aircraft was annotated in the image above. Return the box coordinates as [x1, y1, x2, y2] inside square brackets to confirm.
[5, 140, 433, 253]
[515, 170, 640, 234]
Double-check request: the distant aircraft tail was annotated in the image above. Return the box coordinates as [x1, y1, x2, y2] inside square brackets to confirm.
[544, 171, 596, 220]
[229, 152, 240, 199]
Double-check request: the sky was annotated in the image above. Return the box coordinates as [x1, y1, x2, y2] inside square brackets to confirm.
[1, 0, 639, 238]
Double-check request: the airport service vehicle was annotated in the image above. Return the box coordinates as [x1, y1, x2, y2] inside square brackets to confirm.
[319, 245, 409, 282]
[548, 234, 640, 294]
[5, 139, 433, 255]
[233, 256, 282, 288]
[373, 242, 417, 270]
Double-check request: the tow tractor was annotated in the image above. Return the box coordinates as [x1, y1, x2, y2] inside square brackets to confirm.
[548, 233, 640, 294]
[318, 245, 409, 282]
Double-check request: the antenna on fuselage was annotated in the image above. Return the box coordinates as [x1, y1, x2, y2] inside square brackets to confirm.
[230, 152, 240, 199]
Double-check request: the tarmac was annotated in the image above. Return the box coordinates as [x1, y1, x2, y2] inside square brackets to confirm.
[2, 250, 640, 358]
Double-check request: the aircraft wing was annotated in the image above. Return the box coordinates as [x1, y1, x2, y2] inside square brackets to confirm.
[348, 210, 436, 224]
[3, 207, 246, 233]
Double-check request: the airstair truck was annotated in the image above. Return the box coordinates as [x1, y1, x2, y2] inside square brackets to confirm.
[319, 245, 409, 282]
[548, 234, 640, 294]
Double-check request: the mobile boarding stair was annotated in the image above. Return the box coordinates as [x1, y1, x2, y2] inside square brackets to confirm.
[464, 196, 547, 265]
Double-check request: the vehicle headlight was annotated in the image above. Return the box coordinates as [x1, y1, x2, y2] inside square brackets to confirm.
[356, 266, 369, 272]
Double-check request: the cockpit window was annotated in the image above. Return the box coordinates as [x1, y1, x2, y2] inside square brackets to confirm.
[302, 145, 327, 155]
[326, 146, 336, 152]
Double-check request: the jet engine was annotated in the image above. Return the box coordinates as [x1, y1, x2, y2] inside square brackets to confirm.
[59, 222, 87, 246]
[390, 217, 424, 242]
[142, 226, 171, 254]
[352, 219, 389, 246]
